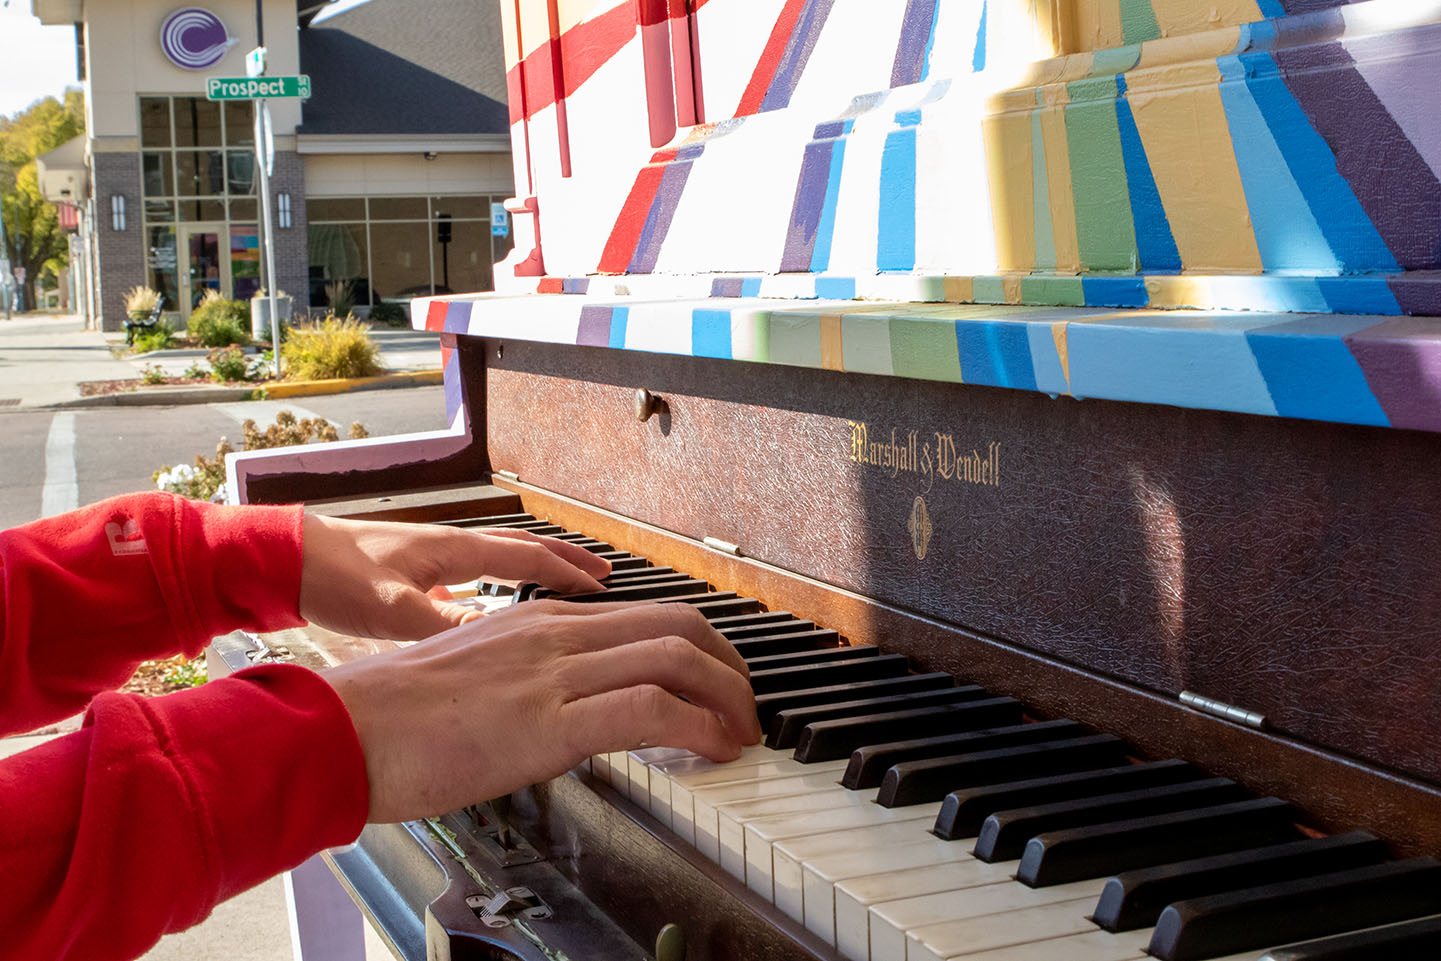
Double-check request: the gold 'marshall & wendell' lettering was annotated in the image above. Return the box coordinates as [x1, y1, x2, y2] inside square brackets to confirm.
[847, 421, 1001, 491]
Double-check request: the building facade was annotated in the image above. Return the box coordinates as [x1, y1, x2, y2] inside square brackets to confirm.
[34, 0, 513, 331]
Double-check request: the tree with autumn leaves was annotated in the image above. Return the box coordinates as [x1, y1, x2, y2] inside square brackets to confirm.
[1, 89, 84, 312]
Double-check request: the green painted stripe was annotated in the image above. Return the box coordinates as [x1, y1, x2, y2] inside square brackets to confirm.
[1065, 74, 1140, 272]
[1020, 275, 1087, 306]
[731, 313, 772, 363]
[766, 315, 823, 366]
[973, 276, 1007, 303]
[1090, 43, 1142, 78]
[889, 318, 964, 382]
[1119, 0, 1161, 44]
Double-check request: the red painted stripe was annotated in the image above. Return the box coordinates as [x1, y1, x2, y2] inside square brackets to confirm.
[537, 276, 565, 293]
[425, 300, 448, 332]
[597, 163, 667, 273]
[734, 0, 809, 118]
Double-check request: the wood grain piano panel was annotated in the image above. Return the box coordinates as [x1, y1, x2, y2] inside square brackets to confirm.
[477, 337, 1441, 792]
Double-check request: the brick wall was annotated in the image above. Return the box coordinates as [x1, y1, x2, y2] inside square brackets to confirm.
[90, 153, 144, 333]
[269, 150, 309, 310]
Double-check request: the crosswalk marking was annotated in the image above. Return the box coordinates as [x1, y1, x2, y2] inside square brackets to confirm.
[40, 412, 78, 518]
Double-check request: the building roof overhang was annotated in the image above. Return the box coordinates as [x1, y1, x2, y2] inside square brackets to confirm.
[294, 133, 511, 155]
[35, 134, 89, 203]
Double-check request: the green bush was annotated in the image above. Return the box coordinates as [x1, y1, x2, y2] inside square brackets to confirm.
[188, 291, 251, 347]
[140, 363, 168, 385]
[368, 300, 409, 327]
[281, 314, 383, 381]
[208, 345, 254, 383]
[132, 321, 176, 353]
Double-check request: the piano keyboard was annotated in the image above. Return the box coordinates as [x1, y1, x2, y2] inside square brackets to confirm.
[447, 512, 1441, 961]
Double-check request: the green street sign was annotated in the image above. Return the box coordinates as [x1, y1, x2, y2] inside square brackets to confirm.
[206, 75, 311, 101]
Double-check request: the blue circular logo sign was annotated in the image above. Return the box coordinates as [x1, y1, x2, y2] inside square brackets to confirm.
[159, 8, 236, 70]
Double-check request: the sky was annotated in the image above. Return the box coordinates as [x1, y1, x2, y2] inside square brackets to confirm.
[0, 0, 374, 122]
[0, 2, 80, 120]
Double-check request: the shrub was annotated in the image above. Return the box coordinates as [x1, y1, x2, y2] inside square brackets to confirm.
[281, 314, 382, 381]
[154, 412, 369, 502]
[188, 290, 251, 347]
[140, 363, 167, 385]
[368, 300, 409, 327]
[324, 279, 356, 318]
[208, 345, 254, 383]
[131, 321, 176, 353]
[123, 285, 160, 320]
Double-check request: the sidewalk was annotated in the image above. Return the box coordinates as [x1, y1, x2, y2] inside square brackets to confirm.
[0, 312, 443, 410]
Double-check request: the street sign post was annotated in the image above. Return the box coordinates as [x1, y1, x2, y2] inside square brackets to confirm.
[205, 75, 310, 100]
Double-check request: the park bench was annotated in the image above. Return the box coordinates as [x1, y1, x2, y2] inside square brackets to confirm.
[124, 295, 165, 346]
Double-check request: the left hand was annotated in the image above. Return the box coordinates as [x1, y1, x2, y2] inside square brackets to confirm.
[298, 515, 611, 641]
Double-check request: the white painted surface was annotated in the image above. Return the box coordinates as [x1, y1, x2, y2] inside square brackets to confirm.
[41, 412, 78, 517]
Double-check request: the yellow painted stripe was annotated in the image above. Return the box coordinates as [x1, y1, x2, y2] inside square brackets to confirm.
[1148, 0, 1265, 38]
[1072, 0, 1126, 52]
[1144, 274, 1217, 309]
[942, 276, 974, 303]
[1001, 275, 1024, 304]
[1037, 86, 1082, 274]
[1050, 320, 1071, 387]
[819, 315, 844, 370]
[1125, 59, 1263, 272]
[983, 110, 1035, 272]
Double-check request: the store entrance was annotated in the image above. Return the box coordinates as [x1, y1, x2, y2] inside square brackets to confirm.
[176, 223, 230, 322]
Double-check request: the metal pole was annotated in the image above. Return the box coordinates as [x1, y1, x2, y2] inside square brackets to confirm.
[0, 200, 11, 321]
[254, 100, 281, 378]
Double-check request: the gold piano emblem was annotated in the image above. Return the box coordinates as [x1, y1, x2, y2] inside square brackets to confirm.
[908, 495, 933, 560]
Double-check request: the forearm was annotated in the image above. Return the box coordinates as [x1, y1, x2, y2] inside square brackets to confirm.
[0, 664, 368, 961]
[0, 492, 306, 732]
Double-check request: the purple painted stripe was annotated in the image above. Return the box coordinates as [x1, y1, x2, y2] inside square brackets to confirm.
[627, 159, 695, 274]
[759, 0, 837, 113]
[1276, 0, 1351, 14]
[443, 300, 472, 334]
[1274, 41, 1441, 269]
[442, 351, 463, 424]
[1345, 24, 1441, 184]
[1345, 316, 1441, 432]
[891, 0, 938, 87]
[780, 139, 835, 271]
[711, 277, 745, 296]
[576, 304, 613, 346]
[1384, 275, 1441, 317]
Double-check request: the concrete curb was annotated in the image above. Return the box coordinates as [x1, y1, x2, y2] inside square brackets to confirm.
[48, 369, 444, 409]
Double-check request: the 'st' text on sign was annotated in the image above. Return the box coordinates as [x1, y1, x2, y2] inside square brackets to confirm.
[205, 75, 311, 100]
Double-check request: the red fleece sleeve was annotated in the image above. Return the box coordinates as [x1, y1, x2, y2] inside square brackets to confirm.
[0, 663, 369, 961]
[0, 491, 306, 733]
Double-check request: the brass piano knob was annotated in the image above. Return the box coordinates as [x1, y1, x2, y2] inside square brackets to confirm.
[634, 388, 660, 422]
[655, 923, 685, 961]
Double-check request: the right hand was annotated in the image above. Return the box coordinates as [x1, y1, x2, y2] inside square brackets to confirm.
[323, 600, 762, 823]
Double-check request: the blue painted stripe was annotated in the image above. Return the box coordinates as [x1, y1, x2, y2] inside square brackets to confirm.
[972, 0, 987, 72]
[1254, 0, 1284, 19]
[816, 276, 856, 299]
[692, 310, 734, 358]
[741, 277, 763, 297]
[1082, 276, 1149, 308]
[919, 0, 941, 81]
[1238, 50, 1399, 272]
[1026, 323, 1070, 395]
[608, 307, 629, 348]
[1114, 77, 1181, 272]
[1315, 276, 1402, 315]
[1217, 56, 1338, 273]
[955, 320, 1038, 390]
[1245, 315, 1389, 426]
[877, 126, 918, 271]
[811, 133, 848, 271]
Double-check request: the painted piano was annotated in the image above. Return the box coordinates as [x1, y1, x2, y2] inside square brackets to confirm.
[223, 1, 1441, 958]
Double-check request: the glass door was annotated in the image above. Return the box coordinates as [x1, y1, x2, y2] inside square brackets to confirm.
[176, 223, 231, 323]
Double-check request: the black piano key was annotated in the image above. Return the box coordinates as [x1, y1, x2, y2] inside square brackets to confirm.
[1092, 831, 1388, 932]
[564, 538, 615, 553]
[744, 645, 879, 671]
[442, 513, 539, 527]
[859, 719, 1090, 797]
[598, 553, 649, 571]
[793, 697, 1025, 764]
[749, 653, 911, 696]
[932, 758, 1204, 839]
[599, 567, 679, 584]
[1148, 857, 1441, 961]
[1019, 796, 1302, 887]
[974, 776, 1247, 863]
[731, 629, 842, 659]
[769, 685, 993, 750]
[551, 579, 711, 602]
[550, 531, 593, 541]
[753, 672, 956, 728]
[686, 594, 761, 617]
[717, 615, 817, 640]
[1263, 914, 1441, 961]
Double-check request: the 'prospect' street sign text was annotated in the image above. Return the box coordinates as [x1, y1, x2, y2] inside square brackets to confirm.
[206, 75, 311, 100]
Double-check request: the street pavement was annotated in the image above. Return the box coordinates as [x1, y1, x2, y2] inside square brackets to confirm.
[0, 311, 435, 961]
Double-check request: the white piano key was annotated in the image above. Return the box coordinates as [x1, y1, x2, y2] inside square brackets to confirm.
[591, 752, 614, 783]
[625, 747, 693, 807]
[869, 881, 1103, 961]
[645, 744, 791, 832]
[670, 757, 849, 845]
[691, 772, 855, 863]
[803, 837, 973, 947]
[944, 928, 1153, 961]
[752, 804, 942, 905]
[895, 894, 1103, 961]
[716, 788, 872, 880]
[602, 751, 630, 791]
[835, 859, 1019, 961]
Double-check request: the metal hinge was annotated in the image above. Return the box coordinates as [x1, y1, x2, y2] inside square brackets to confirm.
[1179, 690, 1266, 730]
[468, 798, 543, 867]
[703, 536, 741, 556]
[467, 887, 552, 928]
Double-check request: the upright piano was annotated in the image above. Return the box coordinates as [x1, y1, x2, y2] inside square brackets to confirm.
[220, 1, 1441, 958]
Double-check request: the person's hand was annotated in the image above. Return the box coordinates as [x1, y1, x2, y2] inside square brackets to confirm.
[323, 599, 762, 822]
[298, 515, 610, 641]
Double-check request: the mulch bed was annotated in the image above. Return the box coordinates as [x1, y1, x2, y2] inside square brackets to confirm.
[79, 376, 214, 396]
[119, 655, 205, 696]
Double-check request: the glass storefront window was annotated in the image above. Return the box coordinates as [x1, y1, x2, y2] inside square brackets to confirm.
[430, 195, 489, 220]
[369, 197, 428, 220]
[226, 151, 255, 195]
[308, 198, 366, 221]
[178, 199, 226, 222]
[176, 151, 225, 196]
[146, 226, 179, 312]
[223, 101, 254, 145]
[145, 199, 176, 222]
[140, 98, 171, 148]
[173, 97, 222, 148]
[433, 218, 492, 295]
[308, 222, 369, 308]
[142, 153, 173, 197]
[230, 226, 262, 301]
[229, 198, 257, 221]
[370, 221, 432, 301]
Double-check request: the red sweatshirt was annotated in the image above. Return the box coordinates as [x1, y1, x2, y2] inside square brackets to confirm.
[0, 492, 369, 961]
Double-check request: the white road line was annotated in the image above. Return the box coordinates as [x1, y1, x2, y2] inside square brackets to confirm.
[210, 400, 336, 429]
[41, 412, 79, 518]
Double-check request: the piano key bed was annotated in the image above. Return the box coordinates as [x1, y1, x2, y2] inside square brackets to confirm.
[444, 511, 1441, 961]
